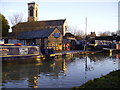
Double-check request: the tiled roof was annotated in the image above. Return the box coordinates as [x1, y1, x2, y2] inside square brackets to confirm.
[95, 36, 120, 41]
[17, 28, 56, 39]
[13, 19, 66, 28]
[38, 19, 66, 26]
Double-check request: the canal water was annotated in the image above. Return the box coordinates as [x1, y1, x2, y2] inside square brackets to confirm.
[2, 53, 120, 88]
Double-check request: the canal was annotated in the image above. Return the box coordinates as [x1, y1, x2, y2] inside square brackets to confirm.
[2, 53, 120, 88]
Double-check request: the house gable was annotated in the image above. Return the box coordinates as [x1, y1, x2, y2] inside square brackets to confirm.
[47, 28, 62, 50]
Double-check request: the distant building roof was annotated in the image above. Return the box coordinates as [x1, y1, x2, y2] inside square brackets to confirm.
[63, 33, 76, 39]
[17, 28, 56, 39]
[64, 33, 75, 37]
[95, 36, 120, 41]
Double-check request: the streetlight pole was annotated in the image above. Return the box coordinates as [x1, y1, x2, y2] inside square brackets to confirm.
[85, 17, 87, 37]
[85, 17, 88, 83]
[84, 17, 87, 51]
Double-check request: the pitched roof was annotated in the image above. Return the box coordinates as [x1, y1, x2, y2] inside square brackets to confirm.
[17, 28, 56, 39]
[13, 19, 66, 28]
[38, 19, 66, 26]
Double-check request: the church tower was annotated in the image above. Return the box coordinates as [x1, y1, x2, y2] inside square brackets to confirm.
[28, 2, 38, 22]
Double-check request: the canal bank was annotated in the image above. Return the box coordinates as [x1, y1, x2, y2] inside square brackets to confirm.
[1, 43, 120, 61]
[1, 50, 102, 61]
[1, 45, 103, 61]
[72, 70, 120, 88]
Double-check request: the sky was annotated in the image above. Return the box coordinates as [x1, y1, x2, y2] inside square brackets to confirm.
[0, 0, 119, 35]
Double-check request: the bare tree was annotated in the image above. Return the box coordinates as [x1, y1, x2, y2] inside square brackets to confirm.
[75, 30, 86, 39]
[75, 29, 85, 36]
[9, 13, 24, 26]
[68, 25, 77, 35]
[68, 25, 85, 40]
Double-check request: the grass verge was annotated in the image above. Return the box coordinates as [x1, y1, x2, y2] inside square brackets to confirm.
[72, 70, 120, 89]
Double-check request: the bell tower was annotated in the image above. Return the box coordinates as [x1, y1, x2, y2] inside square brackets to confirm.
[28, 2, 38, 22]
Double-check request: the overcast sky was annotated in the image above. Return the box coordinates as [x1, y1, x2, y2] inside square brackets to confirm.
[0, 0, 119, 35]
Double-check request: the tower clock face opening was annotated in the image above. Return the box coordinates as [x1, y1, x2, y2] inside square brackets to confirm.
[28, 2, 39, 22]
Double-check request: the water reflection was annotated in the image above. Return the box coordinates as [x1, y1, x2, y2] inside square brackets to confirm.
[2, 53, 120, 88]
[2, 56, 75, 88]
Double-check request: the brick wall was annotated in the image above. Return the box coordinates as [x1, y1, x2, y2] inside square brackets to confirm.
[48, 28, 62, 50]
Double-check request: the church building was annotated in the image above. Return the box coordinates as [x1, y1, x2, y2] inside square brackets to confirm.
[10, 2, 69, 50]
[12, 2, 68, 36]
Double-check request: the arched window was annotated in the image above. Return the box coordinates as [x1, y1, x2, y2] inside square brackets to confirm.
[30, 9, 33, 16]
[29, 6, 34, 16]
